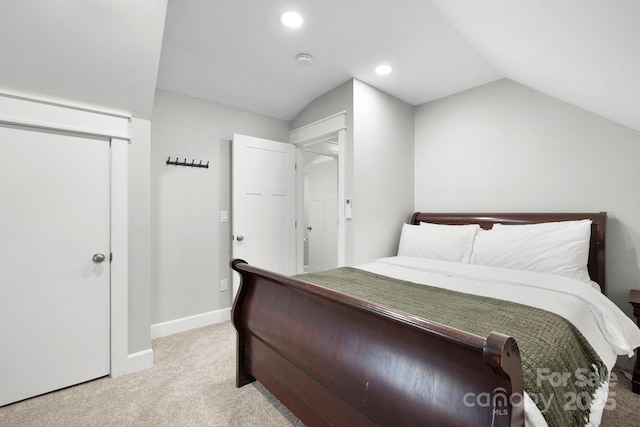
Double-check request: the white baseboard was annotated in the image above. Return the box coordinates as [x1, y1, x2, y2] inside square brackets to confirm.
[150, 308, 231, 339]
[126, 348, 154, 374]
[126, 309, 231, 374]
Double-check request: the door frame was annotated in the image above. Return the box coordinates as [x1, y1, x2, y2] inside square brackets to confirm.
[0, 92, 130, 377]
[289, 111, 347, 273]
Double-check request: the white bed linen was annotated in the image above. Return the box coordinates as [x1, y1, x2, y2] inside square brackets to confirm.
[355, 256, 640, 427]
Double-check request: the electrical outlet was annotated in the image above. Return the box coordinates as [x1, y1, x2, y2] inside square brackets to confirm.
[220, 279, 228, 292]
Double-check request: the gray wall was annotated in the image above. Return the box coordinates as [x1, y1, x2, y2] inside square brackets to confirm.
[291, 80, 354, 131]
[150, 77, 639, 329]
[292, 79, 415, 266]
[352, 80, 415, 264]
[150, 89, 290, 325]
[128, 118, 152, 353]
[414, 78, 640, 316]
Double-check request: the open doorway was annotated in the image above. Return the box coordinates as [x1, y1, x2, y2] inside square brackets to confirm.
[290, 112, 347, 273]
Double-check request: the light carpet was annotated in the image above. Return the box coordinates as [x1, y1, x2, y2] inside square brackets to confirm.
[0, 322, 302, 427]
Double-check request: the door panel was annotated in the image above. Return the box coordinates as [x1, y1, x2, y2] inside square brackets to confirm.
[0, 125, 110, 406]
[232, 134, 295, 298]
[307, 158, 338, 272]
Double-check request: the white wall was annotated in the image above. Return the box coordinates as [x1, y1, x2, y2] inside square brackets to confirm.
[150, 89, 290, 326]
[414, 78, 640, 315]
[353, 81, 415, 264]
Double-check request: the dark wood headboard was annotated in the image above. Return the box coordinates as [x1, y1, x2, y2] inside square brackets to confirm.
[410, 212, 607, 294]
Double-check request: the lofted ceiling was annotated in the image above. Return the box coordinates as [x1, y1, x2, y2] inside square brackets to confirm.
[1, 1, 638, 132]
[431, 0, 640, 133]
[157, 0, 501, 122]
[158, 0, 640, 131]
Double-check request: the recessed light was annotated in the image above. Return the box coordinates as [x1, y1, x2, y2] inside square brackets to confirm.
[375, 64, 393, 76]
[281, 11, 303, 28]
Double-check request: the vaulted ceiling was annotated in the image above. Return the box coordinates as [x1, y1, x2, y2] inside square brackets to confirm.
[2, 1, 639, 132]
[157, 0, 501, 121]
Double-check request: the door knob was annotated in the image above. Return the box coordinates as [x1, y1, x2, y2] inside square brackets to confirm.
[93, 253, 106, 263]
[236, 235, 244, 242]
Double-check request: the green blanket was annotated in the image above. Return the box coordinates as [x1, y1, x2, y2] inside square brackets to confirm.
[297, 267, 606, 427]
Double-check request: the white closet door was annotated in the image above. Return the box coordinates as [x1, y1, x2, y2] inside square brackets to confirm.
[0, 125, 110, 406]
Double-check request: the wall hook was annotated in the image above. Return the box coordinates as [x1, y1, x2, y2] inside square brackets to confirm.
[166, 156, 210, 169]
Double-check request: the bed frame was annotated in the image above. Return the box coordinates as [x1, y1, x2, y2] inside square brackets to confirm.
[231, 212, 606, 426]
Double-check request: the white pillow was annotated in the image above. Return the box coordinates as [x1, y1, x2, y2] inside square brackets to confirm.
[470, 219, 593, 282]
[397, 222, 480, 263]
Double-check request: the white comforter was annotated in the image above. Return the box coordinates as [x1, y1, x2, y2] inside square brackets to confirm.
[355, 256, 640, 427]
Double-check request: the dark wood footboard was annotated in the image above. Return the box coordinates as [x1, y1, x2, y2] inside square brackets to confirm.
[231, 259, 524, 427]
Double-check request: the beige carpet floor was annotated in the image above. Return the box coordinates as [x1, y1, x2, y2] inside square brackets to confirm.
[0, 321, 638, 426]
[0, 322, 302, 427]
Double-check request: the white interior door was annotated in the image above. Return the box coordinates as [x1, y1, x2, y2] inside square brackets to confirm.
[0, 125, 110, 406]
[232, 134, 295, 298]
[307, 158, 338, 272]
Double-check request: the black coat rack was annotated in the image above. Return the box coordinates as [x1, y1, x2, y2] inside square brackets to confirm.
[166, 156, 209, 169]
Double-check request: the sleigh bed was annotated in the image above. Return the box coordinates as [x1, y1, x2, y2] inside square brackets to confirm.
[230, 212, 640, 426]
